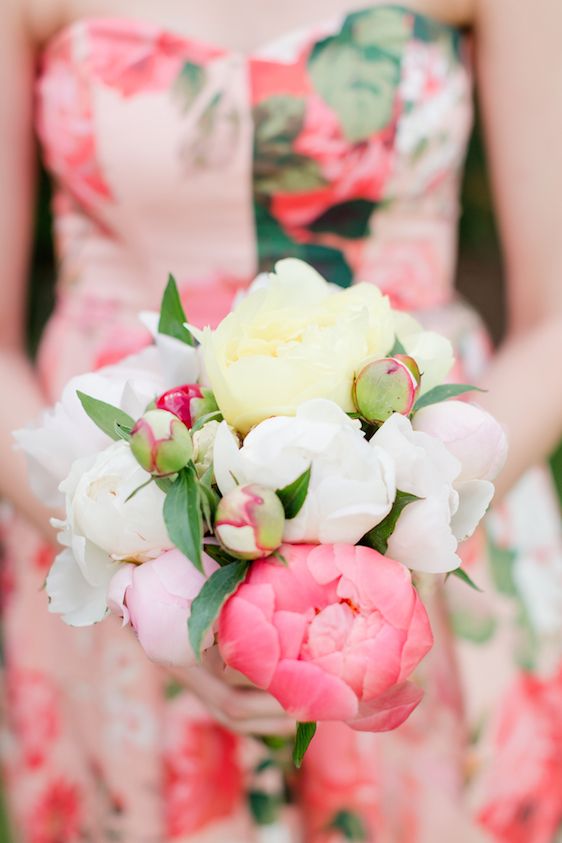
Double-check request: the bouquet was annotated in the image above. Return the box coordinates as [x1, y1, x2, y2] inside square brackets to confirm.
[16, 259, 507, 766]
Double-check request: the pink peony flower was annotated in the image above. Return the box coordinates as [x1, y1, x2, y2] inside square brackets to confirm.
[108, 550, 218, 667]
[477, 668, 562, 843]
[218, 543, 432, 730]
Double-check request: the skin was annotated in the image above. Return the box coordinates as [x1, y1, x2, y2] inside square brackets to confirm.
[2, 0, 562, 732]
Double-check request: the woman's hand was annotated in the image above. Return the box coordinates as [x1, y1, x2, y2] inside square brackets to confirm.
[166, 646, 296, 736]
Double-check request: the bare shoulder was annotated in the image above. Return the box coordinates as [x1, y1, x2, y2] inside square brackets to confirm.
[415, 0, 475, 27]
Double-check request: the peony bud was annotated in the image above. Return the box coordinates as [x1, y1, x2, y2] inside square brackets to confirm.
[353, 356, 421, 424]
[130, 409, 193, 476]
[215, 483, 285, 560]
[156, 384, 218, 428]
[192, 420, 221, 479]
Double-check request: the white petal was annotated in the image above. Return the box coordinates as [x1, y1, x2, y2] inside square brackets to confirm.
[387, 497, 461, 573]
[213, 422, 246, 496]
[451, 479, 494, 541]
[46, 549, 116, 626]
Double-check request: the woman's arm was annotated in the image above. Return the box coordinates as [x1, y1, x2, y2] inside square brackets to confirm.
[473, 0, 562, 498]
[0, 0, 57, 540]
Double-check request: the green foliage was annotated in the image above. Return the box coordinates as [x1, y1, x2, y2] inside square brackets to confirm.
[163, 464, 203, 571]
[362, 491, 419, 554]
[292, 722, 317, 768]
[158, 274, 195, 346]
[276, 467, 312, 519]
[188, 561, 249, 658]
[76, 392, 135, 441]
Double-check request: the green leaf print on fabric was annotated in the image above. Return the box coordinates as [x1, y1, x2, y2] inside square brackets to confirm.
[253, 96, 327, 196]
[307, 7, 410, 142]
[173, 62, 207, 110]
[254, 205, 353, 287]
[451, 609, 497, 644]
[308, 199, 377, 239]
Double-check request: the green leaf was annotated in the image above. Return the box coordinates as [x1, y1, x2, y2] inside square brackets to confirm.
[389, 335, 406, 356]
[76, 391, 134, 441]
[293, 722, 317, 769]
[203, 543, 238, 568]
[413, 384, 486, 412]
[276, 466, 312, 519]
[114, 421, 132, 442]
[164, 678, 185, 700]
[158, 274, 196, 346]
[248, 791, 280, 825]
[163, 464, 203, 572]
[362, 491, 420, 554]
[329, 810, 368, 841]
[188, 561, 249, 658]
[190, 410, 223, 434]
[124, 477, 153, 503]
[198, 476, 220, 531]
[155, 476, 174, 494]
[446, 567, 483, 592]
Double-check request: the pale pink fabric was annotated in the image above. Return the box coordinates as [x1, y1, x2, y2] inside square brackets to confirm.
[1, 9, 562, 843]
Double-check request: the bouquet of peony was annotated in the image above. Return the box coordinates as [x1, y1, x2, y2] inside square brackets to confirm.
[16, 259, 507, 765]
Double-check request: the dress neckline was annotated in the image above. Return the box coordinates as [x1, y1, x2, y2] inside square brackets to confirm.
[42, 3, 464, 62]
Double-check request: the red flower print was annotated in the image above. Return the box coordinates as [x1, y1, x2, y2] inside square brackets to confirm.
[7, 670, 59, 769]
[26, 779, 82, 843]
[37, 42, 112, 210]
[87, 22, 223, 97]
[477, 667, 562, 843]
[300, 722, 381, 842]
[34, 545, 57, 574]
[164, 709, 243, 837]
[270, 95, 394, 229]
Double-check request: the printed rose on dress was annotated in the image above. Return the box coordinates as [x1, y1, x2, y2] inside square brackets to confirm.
[218, 543, 432, 730]
[477, 667, 562, 843]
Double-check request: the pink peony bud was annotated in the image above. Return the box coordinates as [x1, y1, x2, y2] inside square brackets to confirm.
[130, 409, 193, 476]
[215, 483, 285, 560]
[353, 356, 420, 424]
[156, 384, 218, 428]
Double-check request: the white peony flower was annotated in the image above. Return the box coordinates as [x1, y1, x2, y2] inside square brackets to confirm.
[371, 413, 494, 573]
[213, 399, 396, 545]
[47, 440, 173, 626]
[14, 348, 164, 509]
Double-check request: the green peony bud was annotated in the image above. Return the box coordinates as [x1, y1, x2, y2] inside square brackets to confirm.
[130, 409, 193, 476]
[353, 356, 421, 424]
[215, 483, 285, 560]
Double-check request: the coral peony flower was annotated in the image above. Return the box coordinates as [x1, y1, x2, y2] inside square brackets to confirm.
[108, 550, 218, 667]
[218, 543, 432, 730]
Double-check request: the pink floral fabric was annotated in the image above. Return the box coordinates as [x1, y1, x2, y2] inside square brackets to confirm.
[1, 6, 562, 842]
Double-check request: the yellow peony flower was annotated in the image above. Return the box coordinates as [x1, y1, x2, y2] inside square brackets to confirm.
[194, 260, 396, 434]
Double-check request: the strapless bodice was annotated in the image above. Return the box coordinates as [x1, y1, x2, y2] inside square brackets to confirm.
[35, 6, 473, 388]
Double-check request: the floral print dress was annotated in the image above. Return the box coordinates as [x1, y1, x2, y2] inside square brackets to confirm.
[1, 6, 562, 842]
